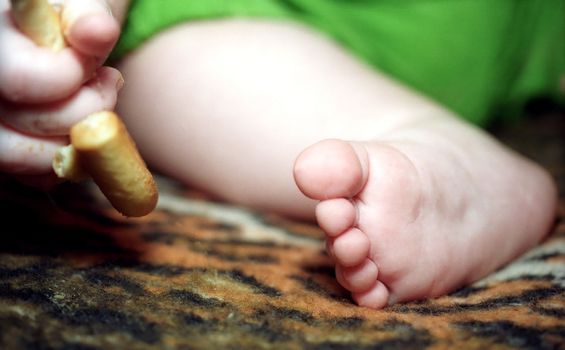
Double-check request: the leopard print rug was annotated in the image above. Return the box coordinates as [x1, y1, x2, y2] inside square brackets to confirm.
[1, 110, 563, 349]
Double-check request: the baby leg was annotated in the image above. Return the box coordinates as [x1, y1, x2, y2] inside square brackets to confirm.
[116, 19, 557, 307]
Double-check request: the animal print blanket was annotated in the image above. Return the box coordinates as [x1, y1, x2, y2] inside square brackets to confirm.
[1, 110, 563, 349]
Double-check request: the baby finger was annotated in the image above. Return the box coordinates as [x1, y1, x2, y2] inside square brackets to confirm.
[0, 66, 123, 136]
[0, 122, 66, 174]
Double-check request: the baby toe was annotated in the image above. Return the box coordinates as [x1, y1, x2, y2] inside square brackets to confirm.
[294, 139, 368, 200]
[332, 228, 370, 267]
[336, 259, 378, 293]
[352, 280, 390, 309]
[316, 198, 357, 237]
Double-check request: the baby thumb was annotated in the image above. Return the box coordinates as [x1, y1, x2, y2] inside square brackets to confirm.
[60, 0, 120, 58]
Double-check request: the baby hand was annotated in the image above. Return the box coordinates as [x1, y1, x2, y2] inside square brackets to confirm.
[0, 0, 124, 187]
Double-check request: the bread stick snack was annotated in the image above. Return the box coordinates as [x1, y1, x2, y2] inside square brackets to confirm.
[53, 112, 158, 217]
[68, 111, 158, 217]
[10, 0, 66, 51]
[52, 144, 89, 181]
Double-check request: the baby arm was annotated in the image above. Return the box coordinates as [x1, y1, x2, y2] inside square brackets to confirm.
[0, 0, 128, 186]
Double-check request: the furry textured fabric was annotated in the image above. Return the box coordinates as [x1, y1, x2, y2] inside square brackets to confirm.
[0, 110, 563, 349]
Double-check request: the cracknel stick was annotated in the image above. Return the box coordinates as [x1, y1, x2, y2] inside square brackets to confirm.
[66, 111, 157, 217]
[53, 112, 158, 217]
[12, 0, 158, 216]
[10, 0, 66, 51]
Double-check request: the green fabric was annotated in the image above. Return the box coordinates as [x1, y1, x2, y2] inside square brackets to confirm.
[112, 0, 565, 126]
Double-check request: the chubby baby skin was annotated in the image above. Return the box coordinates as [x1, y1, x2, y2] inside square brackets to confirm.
[1, 1, 558, 308]
[116, 20, 558, 308]
[294, 132, 556, 307]
[0, 0, 125, 187]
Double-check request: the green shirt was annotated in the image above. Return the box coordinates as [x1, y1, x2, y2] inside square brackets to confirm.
[112, 0, 565, 126]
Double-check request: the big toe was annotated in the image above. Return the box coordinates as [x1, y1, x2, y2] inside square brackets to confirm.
[294, 139, 368, 200]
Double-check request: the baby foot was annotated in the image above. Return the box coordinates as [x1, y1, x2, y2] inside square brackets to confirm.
[294, 135, 557, 308]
